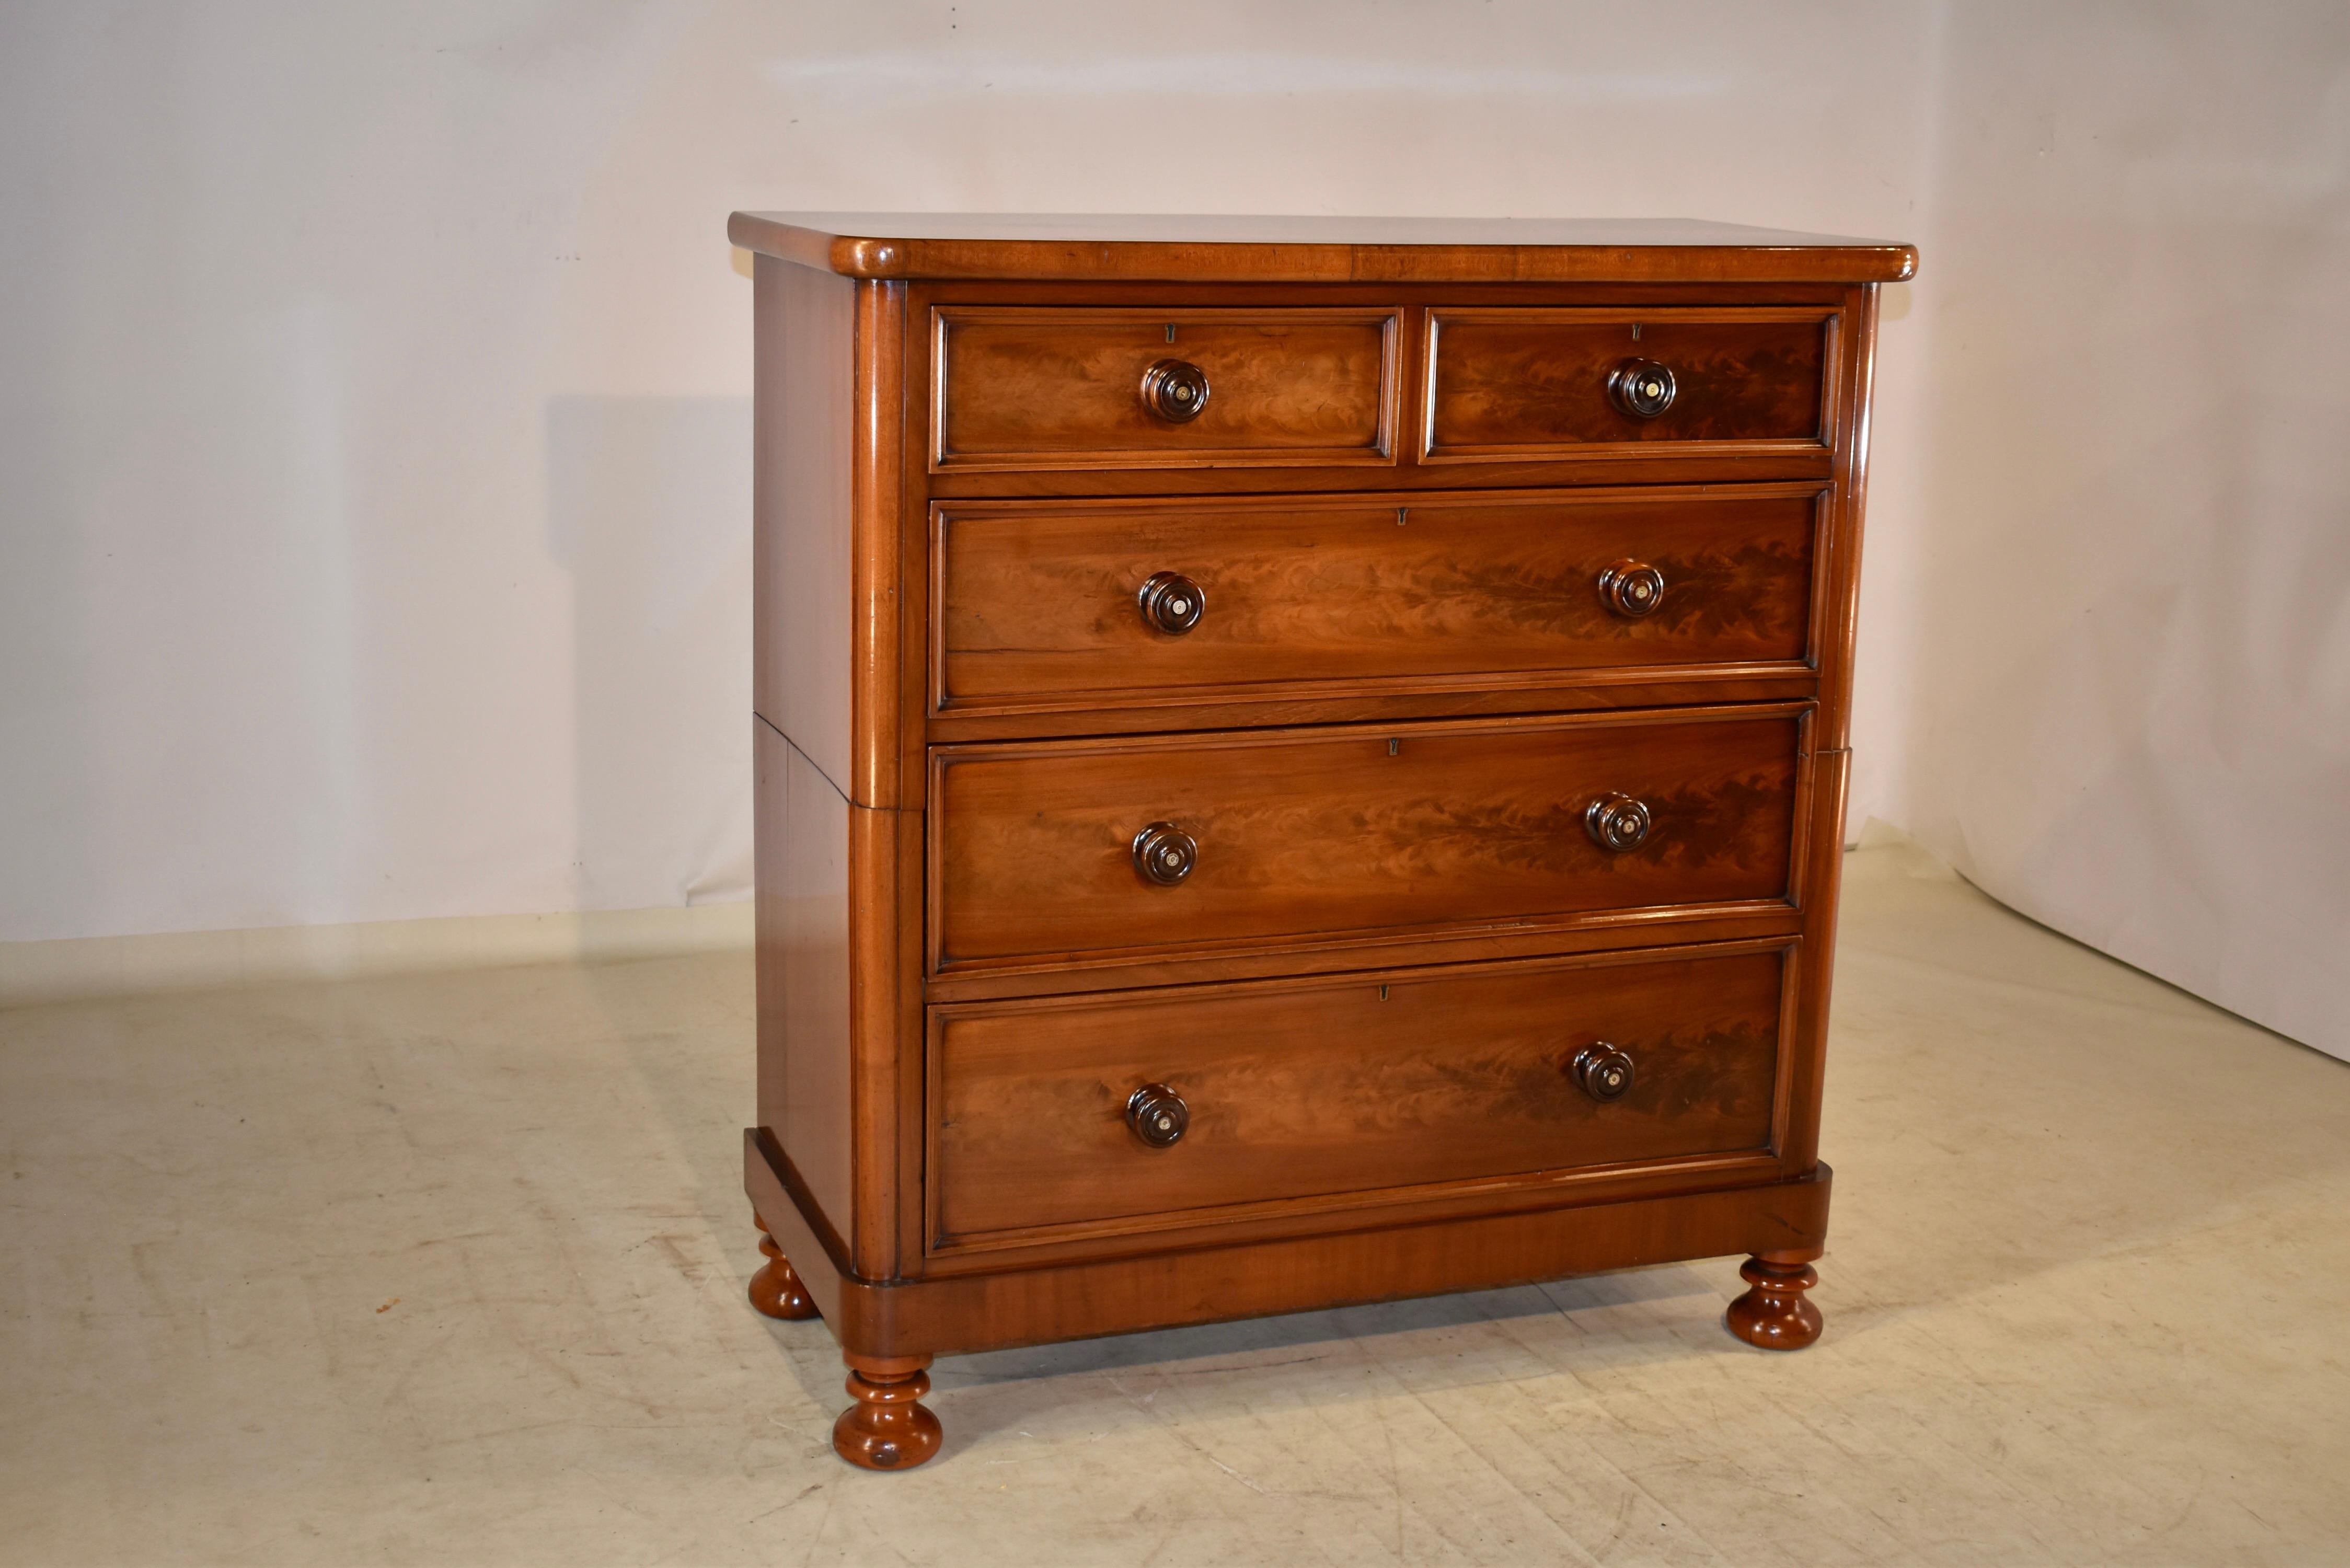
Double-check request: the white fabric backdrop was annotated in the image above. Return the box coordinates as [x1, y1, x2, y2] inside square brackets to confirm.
[2, 2, 2341, 1058]
[1886, 2, 2350, 1059]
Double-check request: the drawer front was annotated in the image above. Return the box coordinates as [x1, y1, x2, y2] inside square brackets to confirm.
[930, 708, 1807, 974]
[934, 486, 1821, 714]
[1425, 307, 1833, 459]
[932, 306, 1398, 470]
[929, 943, 1790, 1250]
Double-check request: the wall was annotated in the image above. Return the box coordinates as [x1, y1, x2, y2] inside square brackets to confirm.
[4, 3, 2340, 1057]
[0, 0, 1941, 943]
[1892, 2, 2350, 1057]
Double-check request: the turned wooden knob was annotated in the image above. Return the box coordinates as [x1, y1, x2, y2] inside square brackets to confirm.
[1137, 571, 1206, 635]
[1608, 358, 1677, 418]
[1126, 1083, 1189, 1147]
[1140, 358, 1211, 422]
[1132, 822, 1197, 886]
[1597, 559, 1666, 618]
[1584, 792, 1652, 852]
[1571, 1042, 1637, 1102]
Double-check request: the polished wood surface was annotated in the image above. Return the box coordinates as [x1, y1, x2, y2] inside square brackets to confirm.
[754, 721, 854, 1233]
[932, 307, 1397, 470]
[834, 1356, 943, 1470]
[739, 214, 1903, 1463]
[749, 1127, 1832, 1356]
[907, 281, 1866, 506]
[1426, 308, 1830, 458]
[934, 485, 1821, 716]
[730, 212, 1917, 284]
[930, 708, 1808, 974]
[928, 943, 1788, 1252]
[747, 1214, 820, 1320]
[1724, 1252, 1825, 1350]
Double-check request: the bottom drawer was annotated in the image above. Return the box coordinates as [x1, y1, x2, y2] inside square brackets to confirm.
[927, 941, 1792, 1254]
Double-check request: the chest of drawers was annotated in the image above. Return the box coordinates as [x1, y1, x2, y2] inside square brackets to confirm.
[729, 214, 1915, 1470]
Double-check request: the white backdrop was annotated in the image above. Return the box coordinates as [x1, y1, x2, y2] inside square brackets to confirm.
[1892, 3, 2350, 1059]
[2, 2, 2343, 1057]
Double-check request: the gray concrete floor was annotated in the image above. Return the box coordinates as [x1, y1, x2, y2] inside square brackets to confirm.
[4, 835, 2347, 1566]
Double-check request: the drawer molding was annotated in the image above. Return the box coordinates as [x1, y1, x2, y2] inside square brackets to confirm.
[927, 703, 1819, 981]
[923, 936, 1804, 1261]
[1423, 305, 1843, 464]
[930, 305, 1401, 472]
[928, 482, 1833, 721]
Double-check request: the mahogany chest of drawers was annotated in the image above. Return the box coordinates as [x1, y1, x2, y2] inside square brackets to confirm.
[729, 214, 1915, 1470]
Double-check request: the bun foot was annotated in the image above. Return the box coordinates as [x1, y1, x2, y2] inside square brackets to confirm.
[748, 1215, 819, 1321]
[833, 1356, 942, 1471]
[1725, 1253, 1824, 1350]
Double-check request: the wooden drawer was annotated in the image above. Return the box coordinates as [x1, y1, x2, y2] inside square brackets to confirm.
[929, 706, 1809, 975]
[931, 306, 1399, 471]
[928, 942, 1791, 1252]
[1424, 307, 1833, 460]
[933, 485, 1823, 716]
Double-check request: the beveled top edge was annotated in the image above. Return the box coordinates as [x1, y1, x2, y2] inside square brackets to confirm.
[727, 212, 1918, 284]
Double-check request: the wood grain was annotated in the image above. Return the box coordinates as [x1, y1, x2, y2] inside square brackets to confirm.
[1426, 308, 1830, 458]
[929, 943, 1789, 1251]
[932, 306, 1397, 470]
[747, 1126, 1833, 1359]
[752, 256, 855, 794]
[934, 485, 1822, 715]
[930, 707, 1810, 974]
[729, 211, 1918, 284]
[1724, 1253, 1825, 1349]
[754, 720, 854, 1236]
[738, 217, 1903, 1422]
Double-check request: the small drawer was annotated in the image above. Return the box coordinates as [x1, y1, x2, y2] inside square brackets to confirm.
[931, 306, 1399, 471]
[933, 485, 1823, 715]
[927, 942, 1791, 1251]
[1425, 307, 1834, 460]
[929, 706, 1809, 975]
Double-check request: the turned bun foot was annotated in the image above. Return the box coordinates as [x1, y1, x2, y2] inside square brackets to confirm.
[748, 1215, 819, 1321]
[833, 1357, 942, 1470]
[1725, 1253, 1824, 1350]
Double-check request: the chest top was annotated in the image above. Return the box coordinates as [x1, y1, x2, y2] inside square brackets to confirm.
[728, 211, 1917, 285]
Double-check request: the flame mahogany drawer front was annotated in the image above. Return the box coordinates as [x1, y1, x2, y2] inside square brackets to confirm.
[733, 212, 1909, 1469]
[929, 706, 1810, 976]
[927, 942, 1792, 1254]
[931, 306, 1400, 471]
[1424, 307, 1834, 460]
[933, 485, 1824, 716]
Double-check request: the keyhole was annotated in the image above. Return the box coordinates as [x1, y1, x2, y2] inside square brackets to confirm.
[1165, 324, 1177, 343]
[1631, 322, 1642, 341]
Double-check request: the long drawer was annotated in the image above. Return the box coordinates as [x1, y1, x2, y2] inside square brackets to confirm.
[927, 941, 1792, 1252]
[932, 486, 1823, 717]
[928, 706, 1810, 975]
